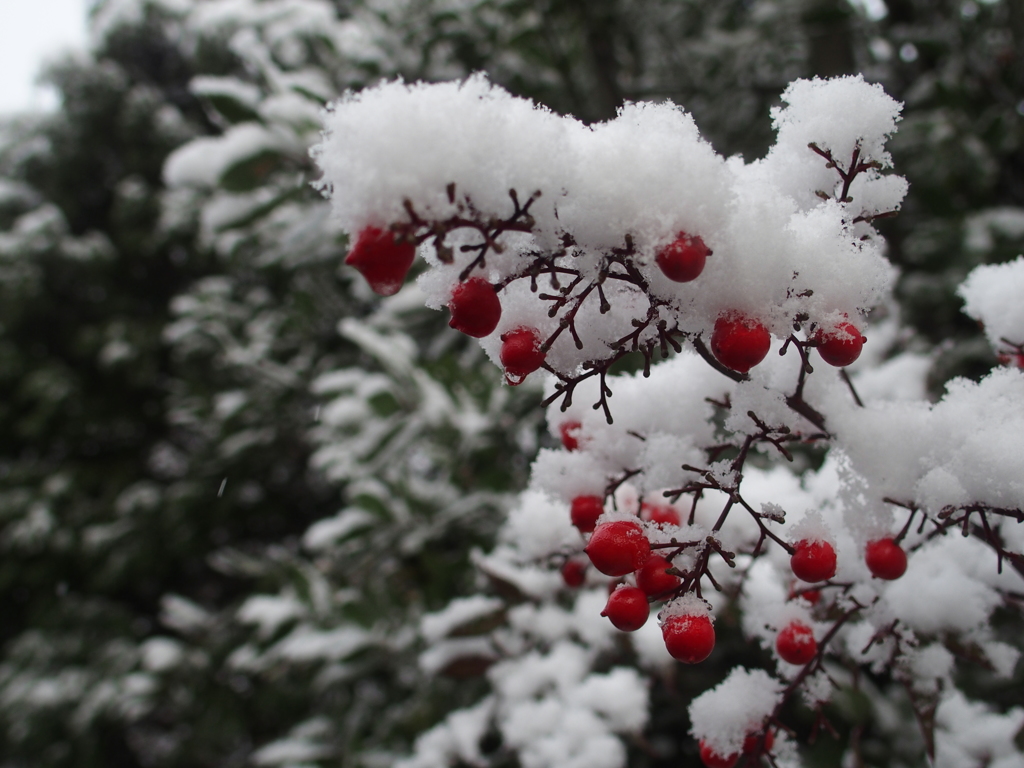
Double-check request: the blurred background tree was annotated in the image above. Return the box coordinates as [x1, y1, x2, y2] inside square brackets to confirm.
[0, 1, 1020, 767]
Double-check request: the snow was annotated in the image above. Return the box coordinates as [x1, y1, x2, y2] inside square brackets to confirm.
[236, 594, 305, 639]
[958, 256, 1024, 349]
[164, 122, 298, 188]
[420, 595, 505, 643]
[688, 668, 783, 756]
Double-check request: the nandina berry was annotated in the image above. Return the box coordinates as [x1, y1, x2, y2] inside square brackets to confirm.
[790, 539, 837, 583]
[447, 278, 501, 337]
[998, 352, 1024, 369]
[814, 320, 865, 367]
[585, 520, 651, 577]
[776, 621, 817, 665]
[636, 554, 681, 596]
[742, 729, 775, 755]
[865, 537, 908, 580]
[641, 502, 681, 527]
[789, 585, 821, 606]
[500, 327, 546, 381]
[561, 559, 587, 588]
[710, 312, 771, 373]
[601, 585, 650, 631]
[344, 226, 416, 296]
[699, 741, 738, 768]
[656, 232, 709, 283]
[662, 612, 715, 664]
[559, 420, 582, 451]
[570, 495, 605, 534]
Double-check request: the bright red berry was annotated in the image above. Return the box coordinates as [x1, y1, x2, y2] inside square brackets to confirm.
[641, 502, 681, 527]
[636, 554, 681, 596]
[710, 312, 771, 373]
[570, 495, 605, 534]
[662, 612, 715, 664]
[656, 232, 709, 283]
[448, 278, 501, 337]
[865, 538, 908, 580]
[561, 559, 587, 588]
[500, 327, 546, 381]
[559, 420, 582, 451]
[742, 729, 775, 755]
[344, 226, 416, 296]
[790, 539, 837, 583]
[601, 586, 650, 631]
[776, 621, 817, 665]
[585, 520, 651, 577]
[814, 320, 865, 367]
[699, 740, 738, 768]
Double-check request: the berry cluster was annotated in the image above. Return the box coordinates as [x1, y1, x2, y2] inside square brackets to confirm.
[345, 216, 868, 393]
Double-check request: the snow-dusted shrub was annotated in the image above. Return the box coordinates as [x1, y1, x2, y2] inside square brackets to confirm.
[314, 73, 1024, 767]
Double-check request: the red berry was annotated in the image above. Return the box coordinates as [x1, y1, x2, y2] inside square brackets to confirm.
[790, 539, 836, 583]
[448, 278, 501, 337]
[636, 554, 681, 596]
[793, 588, 821, 606]
[710, 312, 771, 373]
[815, 320, 865, 367]
[742, 729, 775, 754]
[601, 586, 650, 631]
[344, 226, 416, 296]
[559, 420, 582, 451]
[500, 327, 546, 381]
[561, 559, 587, 588]
[662, 612, 715, 664]
[641, 502, 681, 527]
[865, 538, 907, 580]
[998, 352, 1024, 369]
[776, 621, 817, 665]
[656, 232, 709, 283]
[699, 740, 738, 768]
[585, 520, 651, 577]
[570, 495, 605, 534]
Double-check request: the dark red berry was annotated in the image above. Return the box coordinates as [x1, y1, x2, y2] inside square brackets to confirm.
[500, 327, 546, 381]
[790, 587, 821, 606]
[656, 232, 709, 283]
[790, 539, 836, 583]
[570, 495, 605, 534]
[561, 559, 587, 588]
[776, 621, 817, 665]
[699, 740, 738, 768]
[710, 312, 771, 373]
[585, 520, 651, 577]
[448, 278, 501, 337]
[601, 586, 650, 631]
[345, 226, 416, 296]
[814, 320, 865, 367]
[641, 502, 681, 527]
[865, 538, 907, 580]
[662, 612, 715, 664]
[742, 729, 775, 755]
[636, 554, 681, 596]
[559, 420, 582, 451]
[998, 352, 1024, 369]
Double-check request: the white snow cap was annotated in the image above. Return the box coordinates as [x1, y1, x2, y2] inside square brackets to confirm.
[313, 73, 905, 384]
[688, 668, 783, 756]
[958, 255, 1024, 351]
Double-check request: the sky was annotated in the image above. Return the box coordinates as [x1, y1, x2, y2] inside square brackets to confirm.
[0, 0, 89, 115]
